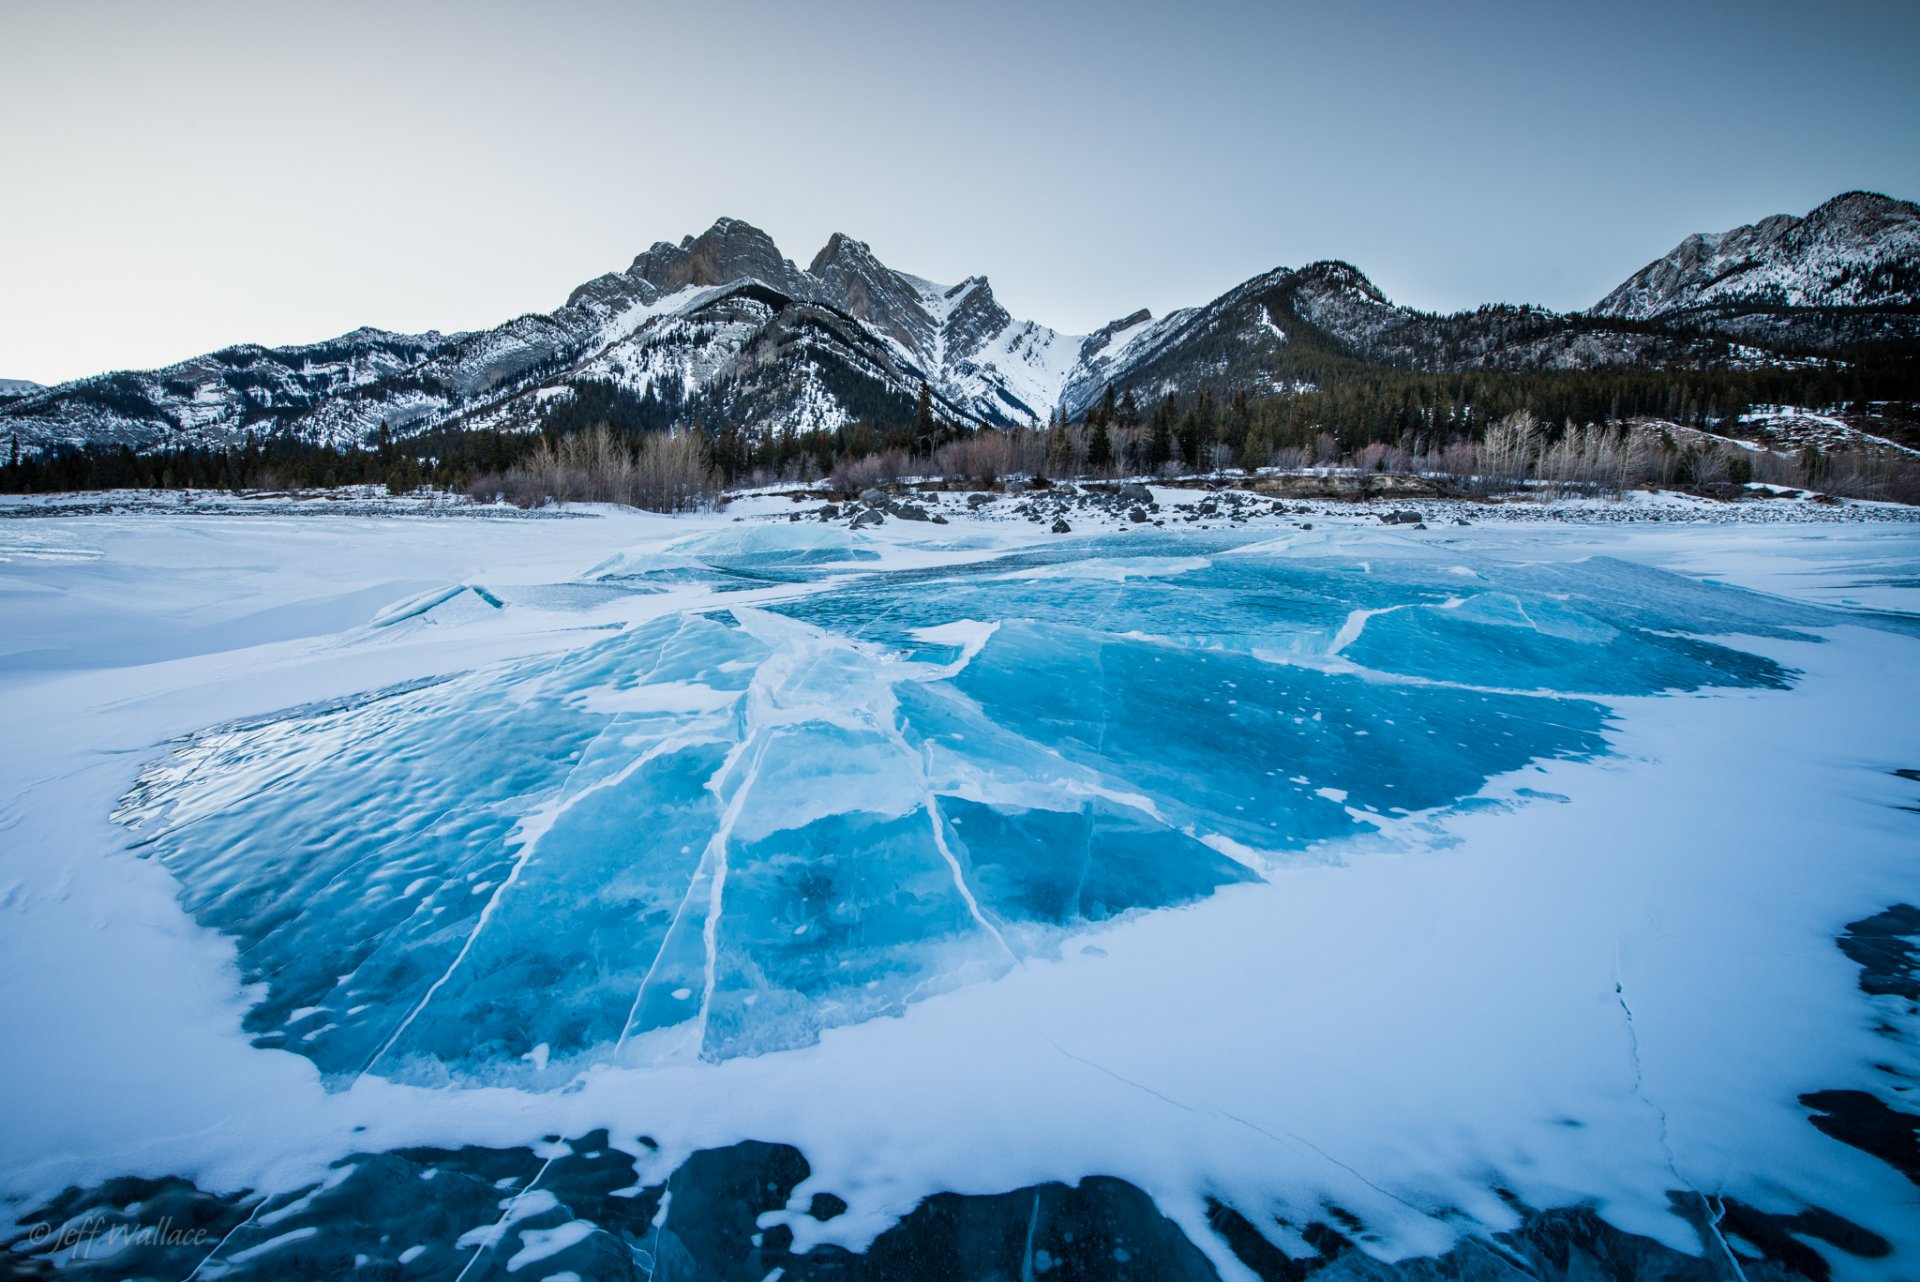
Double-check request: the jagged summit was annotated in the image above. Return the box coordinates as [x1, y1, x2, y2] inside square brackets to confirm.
[806, 231, 943, 355]
[627, 217, 811, 296]
[1293, 260, 1390, 303]
[805, 231, 870, 274]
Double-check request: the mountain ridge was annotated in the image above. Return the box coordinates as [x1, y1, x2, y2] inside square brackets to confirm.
[1590, 190, 1920, 351]
[5, 192, 1915, 455]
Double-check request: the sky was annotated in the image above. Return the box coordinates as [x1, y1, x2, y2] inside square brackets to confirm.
[2, 0, 1917, 386]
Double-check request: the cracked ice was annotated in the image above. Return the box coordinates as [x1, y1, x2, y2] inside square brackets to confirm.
[110, 529, 1826, 1088]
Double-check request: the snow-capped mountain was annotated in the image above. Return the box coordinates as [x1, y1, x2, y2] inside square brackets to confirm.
[0, 378, 42, 399]
[1591, 190, 1920, 349]
[1, 219, 1088, 453]
[4, 193, 1914, 455]
[1056, 260, 1733, 417]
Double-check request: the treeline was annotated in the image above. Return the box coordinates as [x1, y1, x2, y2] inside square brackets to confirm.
[0, 425, 531, 496]
[4, 355, 1916, 504]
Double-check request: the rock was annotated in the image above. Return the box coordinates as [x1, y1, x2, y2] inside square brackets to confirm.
[930, 513, 948, 524]
[1051, 518, 1071, 534]
[1127, 506, 1149, 523]
[966, 493, 993, 507]
[818, 504, 840, 520]
[859, 488, 889, 507]
[1381, 509, 1423, 525]
[850, 509, 885, 529]
[1118, 482, 1153, 504]
[889, 503, 930, 522]
[1454, 517, 1470, 526]
[1801, 1089, 1920, 1183]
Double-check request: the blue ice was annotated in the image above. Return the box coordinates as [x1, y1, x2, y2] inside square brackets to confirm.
[114, 533, 1826, 1086]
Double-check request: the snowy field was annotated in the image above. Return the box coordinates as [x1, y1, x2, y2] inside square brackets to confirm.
[1, 488, 1917, 1280]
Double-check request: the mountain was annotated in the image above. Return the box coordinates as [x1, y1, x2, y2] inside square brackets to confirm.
[1591, 190, 1920, 349]
[4, 193, 1914, 455]
[1057, 261, 1732, 417]
[0, 219, 1087, 454]
[0, 378, 43, 399]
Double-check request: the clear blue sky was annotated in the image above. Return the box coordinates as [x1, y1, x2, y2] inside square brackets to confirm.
[3, 0, 1916, 383]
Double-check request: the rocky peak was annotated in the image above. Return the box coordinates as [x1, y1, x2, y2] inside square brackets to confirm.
[1806, 190, 1915, 235]
[806, 231, 878, 278]
[627, 217, 811, 298]
[807, 233, 937, 354]
[940, 276, 1013, 366]
[1075, 309, 1155, 366]
[1289, 261, 1389, 305]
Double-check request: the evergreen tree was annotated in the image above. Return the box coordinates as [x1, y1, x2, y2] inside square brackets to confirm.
[1145, 393, 1175, 471]
[1087, 422, 1114, 474]
[915, 382, 934, 435]
[1045, 416, 1074, 476]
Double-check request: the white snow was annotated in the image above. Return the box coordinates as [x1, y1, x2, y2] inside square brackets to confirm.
[505, 1220, 594, 1271]
[1, 495, 1917, 1278]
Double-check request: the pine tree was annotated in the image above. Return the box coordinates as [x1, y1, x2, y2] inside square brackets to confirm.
[1087, 422, 1113, 474]
[1146, 393, 1175, 472]
[1045, 416, 1073, 476]
[915, 382, 934, 436]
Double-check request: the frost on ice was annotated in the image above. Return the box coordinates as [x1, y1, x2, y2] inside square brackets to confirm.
[112, 532, 1822, 1087]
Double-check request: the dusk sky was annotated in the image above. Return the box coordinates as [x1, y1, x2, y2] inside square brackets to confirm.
[3, 0, 1917, 385]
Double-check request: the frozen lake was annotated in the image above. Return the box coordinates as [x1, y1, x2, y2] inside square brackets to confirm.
[2, 491, 1917, 1279]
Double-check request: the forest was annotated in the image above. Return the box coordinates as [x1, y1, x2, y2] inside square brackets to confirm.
[4, 351, 1917, 507]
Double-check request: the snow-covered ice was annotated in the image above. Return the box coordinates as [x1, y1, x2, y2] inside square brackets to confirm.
[2, 494, 1918, 1279]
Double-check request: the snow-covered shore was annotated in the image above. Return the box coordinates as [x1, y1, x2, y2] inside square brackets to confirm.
[7, 476, 1920, 529]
